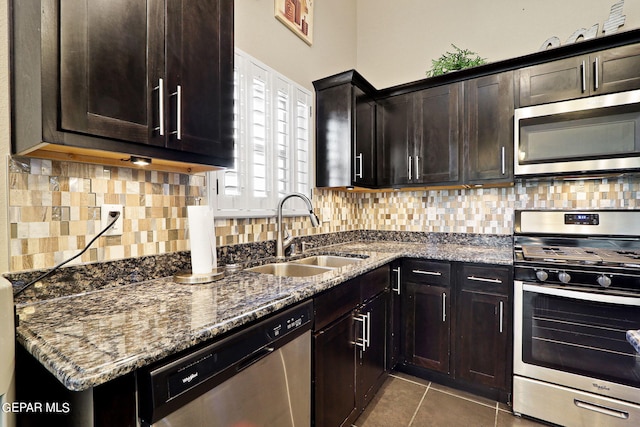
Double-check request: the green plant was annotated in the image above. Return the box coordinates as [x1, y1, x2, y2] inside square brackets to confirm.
[426, 44, 487, 77]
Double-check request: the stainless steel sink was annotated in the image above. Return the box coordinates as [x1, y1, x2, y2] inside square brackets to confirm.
[246, 263, 333, 277]
[291, 255, 363, 268]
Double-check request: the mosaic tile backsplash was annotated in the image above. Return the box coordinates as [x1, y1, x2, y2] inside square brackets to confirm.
[8, 156, 640, 272]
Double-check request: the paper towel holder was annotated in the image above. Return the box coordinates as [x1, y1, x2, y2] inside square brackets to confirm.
[174, 267, 225, 284]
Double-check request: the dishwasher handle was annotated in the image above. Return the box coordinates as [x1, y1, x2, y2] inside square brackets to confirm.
[237, 346, 275, 372]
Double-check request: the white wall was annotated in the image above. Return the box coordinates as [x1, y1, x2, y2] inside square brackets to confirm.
[234, 0, 357, 91]
[357, 0, 640, 88]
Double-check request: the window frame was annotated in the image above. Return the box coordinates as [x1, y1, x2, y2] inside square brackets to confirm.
[209, 49, 314, 219]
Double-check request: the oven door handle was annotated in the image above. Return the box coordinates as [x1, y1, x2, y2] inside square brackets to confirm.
[523, 283, 640, 306]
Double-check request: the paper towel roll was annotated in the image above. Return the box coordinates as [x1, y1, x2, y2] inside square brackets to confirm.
[187, 205, 216, 274]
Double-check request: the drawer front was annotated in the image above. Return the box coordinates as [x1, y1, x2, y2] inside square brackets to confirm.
[314, 279, 360, 331]
[459, 264, 510, 295]
[403, 259, 450, 287]
[360, 265, 390, 303]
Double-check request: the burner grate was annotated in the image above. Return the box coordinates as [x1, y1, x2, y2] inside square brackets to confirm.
[522, 245, 640, 266]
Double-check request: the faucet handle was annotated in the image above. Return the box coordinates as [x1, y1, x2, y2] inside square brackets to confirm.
[301, 241, 313, 253]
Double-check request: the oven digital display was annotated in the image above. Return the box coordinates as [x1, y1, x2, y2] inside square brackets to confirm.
[564, 213, 599, 225]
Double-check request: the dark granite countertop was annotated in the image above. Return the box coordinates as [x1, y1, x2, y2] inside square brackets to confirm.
[15, 240, 512, 391]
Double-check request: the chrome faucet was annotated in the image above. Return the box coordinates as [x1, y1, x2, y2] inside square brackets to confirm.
[276, 192, 320, 259]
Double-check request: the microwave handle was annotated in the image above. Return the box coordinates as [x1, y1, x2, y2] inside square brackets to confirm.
[594, 57, 599, 91]
[523, 283, 640, 306]
[501, 146, 506, 175]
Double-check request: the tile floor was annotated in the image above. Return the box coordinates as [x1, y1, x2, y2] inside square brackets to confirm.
[353, 372, 549, 427]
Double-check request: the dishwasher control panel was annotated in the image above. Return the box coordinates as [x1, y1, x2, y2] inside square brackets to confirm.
[267, 310, 310, 339]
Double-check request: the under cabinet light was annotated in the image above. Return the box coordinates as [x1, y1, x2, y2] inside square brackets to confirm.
[124, 156, 152, 166]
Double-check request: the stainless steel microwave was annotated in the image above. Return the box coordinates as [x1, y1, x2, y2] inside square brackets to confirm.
[514, 89, 640, 177]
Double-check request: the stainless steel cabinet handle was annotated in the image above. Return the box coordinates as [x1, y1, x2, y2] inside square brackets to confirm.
[581, 60, 587, 93]
[392, 267, 401, 295]
[408, 156, 413, 180]
[501, 146, 506, 175]
[442, 293, 447, 322]
[413, 270, 442, 276]
[574, 399, 629, 419]
[170, 85, 182, 140]
[155, 78, 165, 136]
[355, 153, 364, 179]
[365, 312, 371, 349]
[467, 275, 503, 284]
[354, 314, 367, 350]
[594, 57, 599, 91]
[499, 300, 504, 333]
[415, 156, 420, 181]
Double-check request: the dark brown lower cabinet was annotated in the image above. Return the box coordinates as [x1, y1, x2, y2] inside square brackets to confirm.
[357, 291, 388, 409]
[404, 281, 450, 373]
[313, 313, 358, 427]
[399, 259, 512, 402]
[402, 259, 451, 374]
[313, 265, 390, 427]
[456, 264, 511, 391]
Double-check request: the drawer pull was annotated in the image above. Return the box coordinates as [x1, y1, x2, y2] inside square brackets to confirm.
[413, 270, 442, 276]
[467, 275, 502, 284]
[574, 399, 629, 419]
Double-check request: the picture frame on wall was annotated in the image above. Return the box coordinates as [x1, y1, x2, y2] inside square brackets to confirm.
[274, 0, 313, 46]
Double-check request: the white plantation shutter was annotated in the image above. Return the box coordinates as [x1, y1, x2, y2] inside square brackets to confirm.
[275, 78, 292, 199]
[295, 88, 311, 196]
[215, 52, 245, 213]
[210, 49, 313, 218]
[247, 64, 271, 211]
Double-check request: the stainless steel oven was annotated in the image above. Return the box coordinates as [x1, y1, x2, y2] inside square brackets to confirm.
[513, 210, 640, 426]
[514, 89, 640, 177]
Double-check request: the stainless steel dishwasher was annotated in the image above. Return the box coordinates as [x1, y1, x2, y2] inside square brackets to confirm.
[138, 300, 312, 427]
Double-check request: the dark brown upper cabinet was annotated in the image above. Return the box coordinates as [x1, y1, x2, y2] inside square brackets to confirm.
[378, 83, 461, 187]
[517, 43, 640, 107]
[464, 72, 514, 185]
[314, 71, 377, 188]
[12, 0, 234, 172]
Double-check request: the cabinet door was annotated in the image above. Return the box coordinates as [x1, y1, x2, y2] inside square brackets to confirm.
[357, 291, 388, 409]
[456, 264, 511, 390]
[415, 84, 460, 184]
[517, 55, 588, 107]
[315, 84, 353, 187]
[60, 0, 164, 145]
[166, 0, 234, 160]
[354, 86, 377, 187]
[377, 95, 413, 186]
[465, 72, 514, 184]
[456, 290, 509, 389]
[404, 282, 450, 373]
[595, 44, 640, 95]
[313, 314, 357, 427]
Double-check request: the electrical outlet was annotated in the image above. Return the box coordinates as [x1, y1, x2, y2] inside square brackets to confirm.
[101, 204, 124, 236]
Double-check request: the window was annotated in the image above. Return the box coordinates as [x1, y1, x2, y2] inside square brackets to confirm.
[210, 49, 313, 217]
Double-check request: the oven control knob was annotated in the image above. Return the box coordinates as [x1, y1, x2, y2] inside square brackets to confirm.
[597, 275, 612, 288]
[558, 271, 571, 284]
[535, 270, 548, 282]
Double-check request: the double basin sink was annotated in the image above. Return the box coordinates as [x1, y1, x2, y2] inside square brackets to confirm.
[247, 255, 363, 277]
